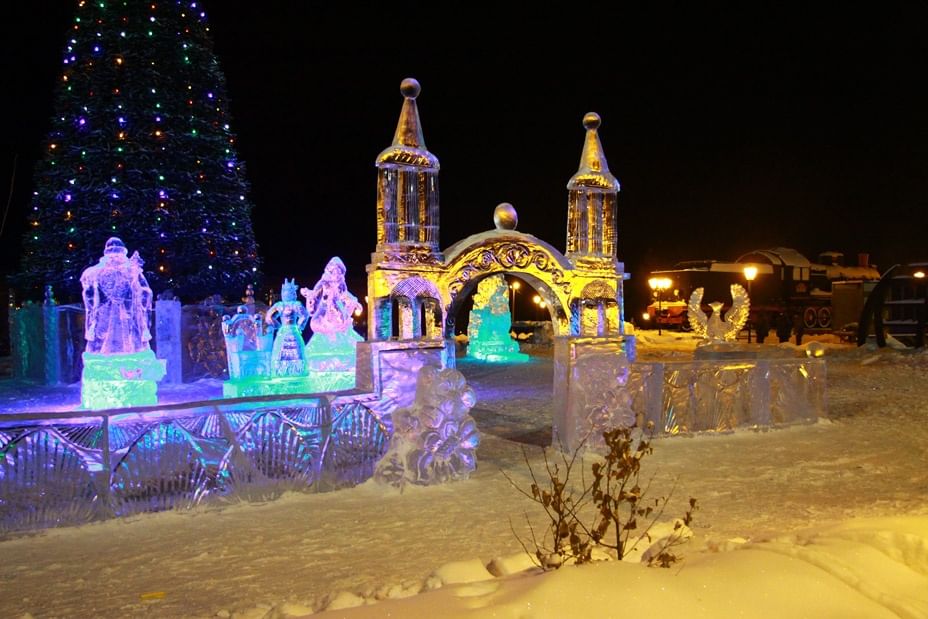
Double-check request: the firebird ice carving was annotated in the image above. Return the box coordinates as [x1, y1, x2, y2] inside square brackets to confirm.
[687, 284, 750, 343]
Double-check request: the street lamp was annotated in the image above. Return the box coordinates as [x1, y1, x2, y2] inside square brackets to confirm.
[743, 265, 758, 343]
[532, 294, 547, 318]
[647, 277, 672, 336]
[509, 280, 521, 321]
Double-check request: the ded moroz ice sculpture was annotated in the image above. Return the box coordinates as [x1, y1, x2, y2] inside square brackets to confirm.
[82, 237, 153, 354]
[467, 274, 528, 363]
[80, 237, 166, 409]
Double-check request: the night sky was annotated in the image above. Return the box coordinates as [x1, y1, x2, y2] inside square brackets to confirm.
[3, 4, 928, 315]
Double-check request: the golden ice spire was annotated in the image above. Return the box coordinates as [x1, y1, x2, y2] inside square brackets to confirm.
[567, 113, 619, 191]
[377, 78, 438, 169]
[375, 78, 440, 250]
[393, 78, 425, 149]
[566, 112, 620, 259]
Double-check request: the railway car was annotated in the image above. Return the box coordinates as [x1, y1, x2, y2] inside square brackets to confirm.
[642, 248, 880, 333]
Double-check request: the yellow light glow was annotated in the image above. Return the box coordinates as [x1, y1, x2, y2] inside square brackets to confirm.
[353, 308, 362, 317]
[743, 265, 758, 281]
[532, 294, 541, 304]
[914, 271, 925, 279]
[510, 281, 521, 290]
[648, 277, 671, 291]
[642, 312, 650, 321]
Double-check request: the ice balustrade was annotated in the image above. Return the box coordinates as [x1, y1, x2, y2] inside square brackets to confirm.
[555, 342, 826, 453]
[0, 392, 388, 535]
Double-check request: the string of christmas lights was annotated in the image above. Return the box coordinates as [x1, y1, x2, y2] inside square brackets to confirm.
[16, 0, 260, 302]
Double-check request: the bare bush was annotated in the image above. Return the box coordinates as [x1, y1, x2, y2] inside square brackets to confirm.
[505, 423, 698, 570]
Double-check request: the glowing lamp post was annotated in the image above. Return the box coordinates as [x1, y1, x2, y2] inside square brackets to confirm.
[648, 277, 672, 336]
[532, 294, 546, 318]
[743, 265, 758, 343]
[510, 280, 521, 322]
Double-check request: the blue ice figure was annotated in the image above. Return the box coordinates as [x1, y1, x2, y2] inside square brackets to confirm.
[265, 278, 310, 377]
[467, 275, 528, 363]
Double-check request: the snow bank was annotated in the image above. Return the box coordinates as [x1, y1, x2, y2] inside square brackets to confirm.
[316, 516, 928, 618]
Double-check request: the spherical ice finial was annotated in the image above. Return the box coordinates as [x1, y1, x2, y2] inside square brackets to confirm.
[583, 112, 601, 130]
[400, 78, 421, 99]
[493, 202, 518, 230]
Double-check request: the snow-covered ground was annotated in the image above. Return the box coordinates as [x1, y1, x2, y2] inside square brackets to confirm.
[1, 335, 927, 618]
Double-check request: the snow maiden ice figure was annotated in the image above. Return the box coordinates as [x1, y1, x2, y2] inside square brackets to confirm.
[297, 257, 363, 391]
[300, 257, 363, 370]
[265, 278, 309, 377]
[79, 237, 165, 409]
[302, 257, 361, 338]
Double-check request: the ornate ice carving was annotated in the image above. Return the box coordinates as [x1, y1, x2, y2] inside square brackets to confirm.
[580, 280, 617, 300]
[374, 366, 479, 487]
[687, 284, 750, 343]
[448, 242, 571, 298]
[380, 248, 443, 266]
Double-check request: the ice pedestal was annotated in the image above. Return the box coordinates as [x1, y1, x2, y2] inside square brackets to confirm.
[467, 327, 528, 363]
[302, 329, 362, 392]
[80, 350, 167, 409]
[223, 375, 320, 398]
[553, 336, 637, 452]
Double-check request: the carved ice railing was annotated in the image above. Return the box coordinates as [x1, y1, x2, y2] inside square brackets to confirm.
[557, 352, 827, 452]
[0, 393, 388, 535]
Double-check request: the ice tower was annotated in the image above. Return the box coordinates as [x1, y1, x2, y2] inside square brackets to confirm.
[367, 78, 444, 343]
[563, 112, 627, 337]
[567, 113, 620, 266]
[356, 79, 454, 406]
[552, 113, 636, 451]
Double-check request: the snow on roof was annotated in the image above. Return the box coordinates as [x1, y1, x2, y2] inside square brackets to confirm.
[737, 247, 811, 268]
[823, 265, 881, 281]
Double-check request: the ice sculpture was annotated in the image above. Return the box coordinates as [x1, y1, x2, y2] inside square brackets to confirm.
[687, 284, 750, 344]
[374, 365, 479, 487]
[466, 275, 528, 363]
[79, 237, 166, 409]
[266, 278, 310, 377]
[222, 305, 273, 380]
[299, 257, 363, 391]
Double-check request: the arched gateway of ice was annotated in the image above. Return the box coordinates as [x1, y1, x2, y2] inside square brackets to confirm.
[357, 79, 635, 450]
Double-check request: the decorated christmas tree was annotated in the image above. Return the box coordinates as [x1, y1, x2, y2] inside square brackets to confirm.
[15, 0, 260, 301]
